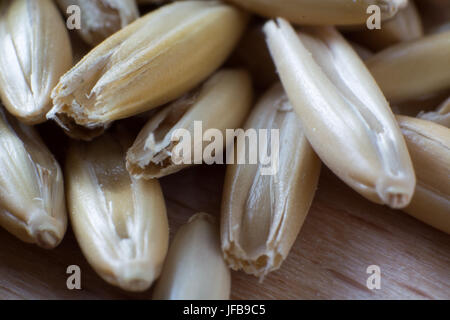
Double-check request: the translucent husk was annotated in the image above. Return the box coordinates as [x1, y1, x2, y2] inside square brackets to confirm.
[0, 107, 67, 249]
[221, 83, 321, 278]
[65, 130, 169, 291]
[126, 69, 253, 179]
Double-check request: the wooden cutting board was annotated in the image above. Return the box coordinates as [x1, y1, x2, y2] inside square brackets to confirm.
[0, 165, 449, 300]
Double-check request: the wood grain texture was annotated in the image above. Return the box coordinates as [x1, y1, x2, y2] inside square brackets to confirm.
[0, 165, 449, 300]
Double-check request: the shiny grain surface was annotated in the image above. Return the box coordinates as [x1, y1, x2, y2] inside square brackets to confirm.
[65, 131, 169, 291]
[264, 19, 415, 208]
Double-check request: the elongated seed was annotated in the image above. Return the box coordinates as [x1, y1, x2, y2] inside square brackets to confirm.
[264, 19, 415, 208]
[221, 83, 321, 278]
[226, 0, 406, 26]
[65, 130, 169, 291]
[126, 69, 253, 179]
[397, 116, 450, 234]
[48, 1, 248, 141]
[0, 0, 72, 124]
[153, 212, 231, 300]
[0, 107, 67, 249]
[56, 0, 139, 46]
[366, 31, 450, 103]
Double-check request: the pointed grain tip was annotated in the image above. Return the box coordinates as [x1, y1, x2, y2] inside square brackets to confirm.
[36, 230, 60, 249]
[119, 277, 152, 292]
[383, 189, 411, 209]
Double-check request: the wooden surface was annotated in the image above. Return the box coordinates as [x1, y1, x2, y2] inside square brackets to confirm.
[0, 164, 449, 300]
